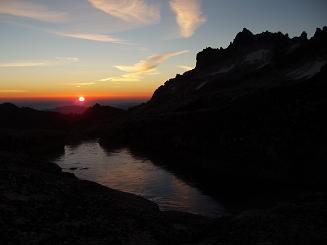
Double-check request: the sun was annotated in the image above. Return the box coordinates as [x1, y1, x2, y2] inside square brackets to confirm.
[78, 96, 85, 102]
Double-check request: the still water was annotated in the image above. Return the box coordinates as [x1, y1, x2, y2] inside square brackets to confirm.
[53, 141, 224, 217]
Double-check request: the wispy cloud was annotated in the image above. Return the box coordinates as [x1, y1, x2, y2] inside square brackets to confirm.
[0, 62, 46, 68]
[99, 69, 159, 82]
[170, 0, 206, 38]
[88, 0, 160, 25]
[99, 74, 143, 82]
[0, 0, 68, 22]
[71, 82, 96, 88]
[57, 32, 128, 44]
[179, 65, 194, 71]
[0, 89, 28, 93]
[1, 20, 129, 44]
[115, 50, 189, 73]
[0, 57, 79, 68]
[55, 57, 79, 63]
[98, 50, 188, 82]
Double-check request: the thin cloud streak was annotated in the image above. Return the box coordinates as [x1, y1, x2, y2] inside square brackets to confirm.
[0, 89, 28, 93]
[55, 57, 80, 62]
[0, 57, 79, 68]
[0, 62, 46, 68]
[0, 0, 68, 22]
[99, 75, 142, 82]
[179, 65, 194, 71]
[71, 82, 96, 88]
[57, 32, 129, 44]
[99, 69, 159, 82]
[170, 0, 206, 38]
[88, 0, 160, 25]
[0, 21, 129, 45]
[115, 50, 189, 73]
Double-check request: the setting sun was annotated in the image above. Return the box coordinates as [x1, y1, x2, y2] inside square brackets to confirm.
[78, 96, 85, 102]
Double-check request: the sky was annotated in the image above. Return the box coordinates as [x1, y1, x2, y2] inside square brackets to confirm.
[0, 0, 326, 101]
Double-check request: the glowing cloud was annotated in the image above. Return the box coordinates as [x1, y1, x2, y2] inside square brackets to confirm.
[179, 65, 194, 71]
[0, 90, 28, 93]
[170, 0, 206, 38]
[98, 50, 188, 83]
[0, 62, 46, 68]
[99, 74, 142, 82]
[99, 69, 159, 82]
[0, 57, 79, 68]
[88, 0, 160, 25]
[55, 57, 80, 63]
[58, 32, 128, 44]
[0, 0, 67, 22]
[115, 50, 189, 73]
[71, 82, 96, 88]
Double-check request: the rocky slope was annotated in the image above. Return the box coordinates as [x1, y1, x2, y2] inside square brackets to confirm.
[148, 27, 326, 113]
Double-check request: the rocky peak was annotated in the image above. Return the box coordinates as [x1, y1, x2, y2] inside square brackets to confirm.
[233, 28, 255, 46]
[300, 31, 308, 40]
[312, 27, 327, 41]
[195, 27, 327, 69]
[292, 31, 308, 42]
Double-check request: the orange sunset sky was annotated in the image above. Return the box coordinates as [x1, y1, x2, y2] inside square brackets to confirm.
[1, 0, 326, 100]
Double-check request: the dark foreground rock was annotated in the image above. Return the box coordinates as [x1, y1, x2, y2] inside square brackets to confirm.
[197, 192, 327, 245]
[0, 152, 211, 245]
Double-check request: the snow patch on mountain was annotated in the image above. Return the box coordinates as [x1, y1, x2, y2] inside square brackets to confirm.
[196, 81, 209, 90]
[288, 61, 326, 80]
[244, 49, 270, 63]
[210, 64, 235, 76]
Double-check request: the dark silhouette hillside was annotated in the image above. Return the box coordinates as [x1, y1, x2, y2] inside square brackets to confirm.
[0, 103, 73, 153]
[0, 103, 125, 153]
[47, 105, 88, 115]
[0, 103, 71, 130]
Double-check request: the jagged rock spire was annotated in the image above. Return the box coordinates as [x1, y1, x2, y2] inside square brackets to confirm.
[233, 28, 254, 45]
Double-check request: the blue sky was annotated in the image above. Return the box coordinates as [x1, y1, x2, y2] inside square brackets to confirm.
[0, 0, 326, 99]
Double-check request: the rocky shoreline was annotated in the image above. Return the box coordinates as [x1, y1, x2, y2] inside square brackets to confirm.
[0, 152, 212, 245]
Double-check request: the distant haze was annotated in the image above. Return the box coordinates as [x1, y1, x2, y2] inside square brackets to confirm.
[0, 98, 147, 110]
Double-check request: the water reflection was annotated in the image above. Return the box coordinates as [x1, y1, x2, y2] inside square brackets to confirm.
[53, 141, 224, 217]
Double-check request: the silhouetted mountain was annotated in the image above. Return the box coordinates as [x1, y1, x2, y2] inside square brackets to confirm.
[82, 103, 126, 121]
[0, 103, 71, 153]
[100, 27, 327, 191]
[69, 103, 127, 137]
[145, 27, 327, 113]
[0, 103, 125, 152]
[0, 103, 72, 130]
[47, 105, 88, 115]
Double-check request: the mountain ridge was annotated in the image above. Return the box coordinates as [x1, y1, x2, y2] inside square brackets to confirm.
[143, 27, 327, 113]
